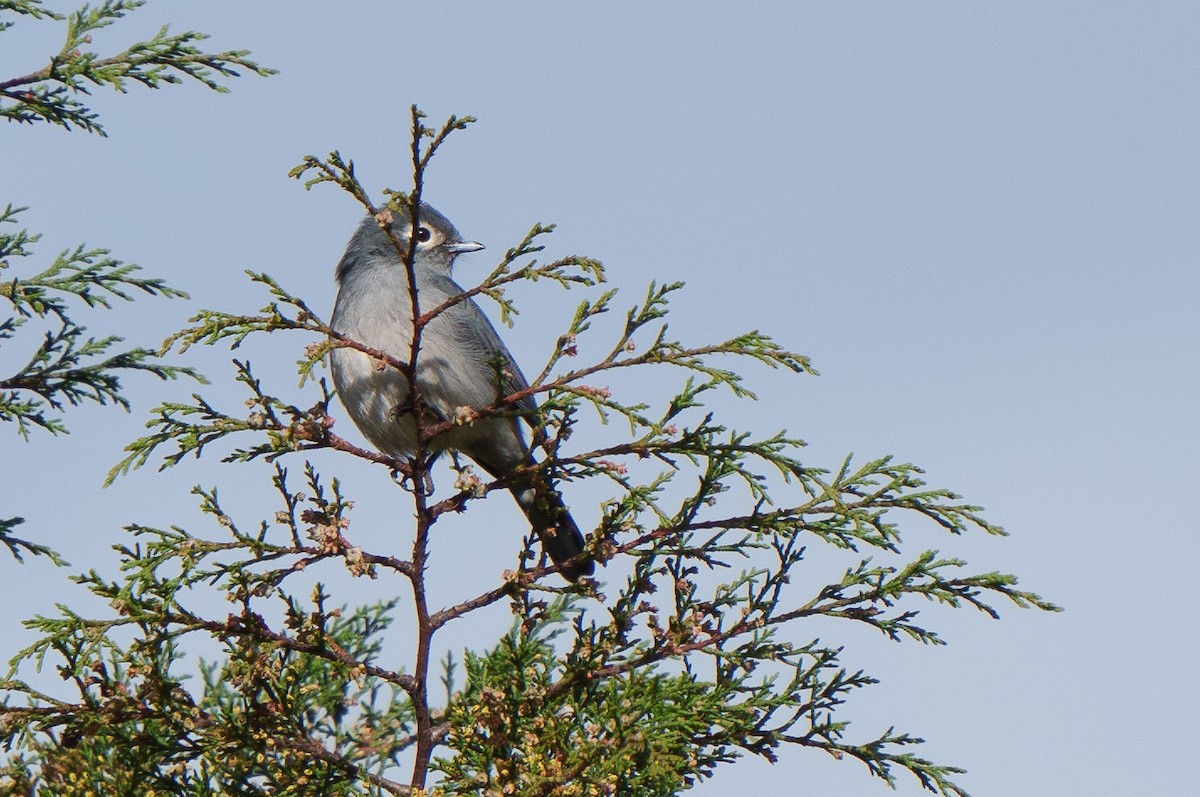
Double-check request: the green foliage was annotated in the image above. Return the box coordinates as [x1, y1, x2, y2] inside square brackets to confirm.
[1, 0, 270, 564]
[0, 463, 421, 795]
[435, 600, 748, 796]
[0, 0, 56, 32]
[0, 0, 275, 135]
[0, 200, 200, 563]
[0, 204, 196, 439]
[0, 514, 66, 565]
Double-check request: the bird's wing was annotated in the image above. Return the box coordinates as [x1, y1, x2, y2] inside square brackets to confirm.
[423, 275, 538, 415]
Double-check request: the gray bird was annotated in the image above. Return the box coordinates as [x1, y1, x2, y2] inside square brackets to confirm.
[329, 203, 592, 581]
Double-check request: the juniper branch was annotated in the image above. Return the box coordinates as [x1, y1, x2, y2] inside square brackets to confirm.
[0, 0, 274, 135]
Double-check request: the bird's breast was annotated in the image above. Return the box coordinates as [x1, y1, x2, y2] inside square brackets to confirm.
[330, 345, 418, 456]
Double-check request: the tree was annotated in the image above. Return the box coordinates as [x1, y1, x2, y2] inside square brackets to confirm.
[0, 5, 1059, 796]
[0, 0, 272, 561]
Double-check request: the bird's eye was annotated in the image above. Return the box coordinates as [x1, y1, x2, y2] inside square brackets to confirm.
[415, 225, 433, 243]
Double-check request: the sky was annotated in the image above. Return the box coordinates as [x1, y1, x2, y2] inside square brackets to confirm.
[2, 3, 1198, 795]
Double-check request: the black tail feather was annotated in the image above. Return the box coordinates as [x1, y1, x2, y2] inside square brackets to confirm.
[514, 482, 593, 582]
[472, 452, 594, 582]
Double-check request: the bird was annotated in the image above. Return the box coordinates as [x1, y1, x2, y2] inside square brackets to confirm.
[328, 202, 593, 581]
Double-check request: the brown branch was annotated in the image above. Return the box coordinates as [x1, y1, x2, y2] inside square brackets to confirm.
[326, 331, 414, 378]
[159, 610, 418, 695]
[324, 429, 414, 476]
[278, 735, 412, 796]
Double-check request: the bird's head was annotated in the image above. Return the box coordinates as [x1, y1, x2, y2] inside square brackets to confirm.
[336, 202, 483, 281]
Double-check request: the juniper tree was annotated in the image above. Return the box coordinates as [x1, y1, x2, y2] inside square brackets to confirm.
[0, 0, 271, 560]
[1, 101, 1059, 797]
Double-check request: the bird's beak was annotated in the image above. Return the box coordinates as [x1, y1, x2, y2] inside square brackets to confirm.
[446, 241, 484, 254]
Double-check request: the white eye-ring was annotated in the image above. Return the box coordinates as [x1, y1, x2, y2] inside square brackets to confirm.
[410, 223, 445, 249]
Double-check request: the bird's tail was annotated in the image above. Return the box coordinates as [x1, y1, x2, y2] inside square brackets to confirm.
[512, 479, 593, 582]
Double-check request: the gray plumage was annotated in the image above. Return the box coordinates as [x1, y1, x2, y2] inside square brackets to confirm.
[329, 203, 592, 581]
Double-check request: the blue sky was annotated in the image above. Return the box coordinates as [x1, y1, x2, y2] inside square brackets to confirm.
[2, 3, 1197, 795]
